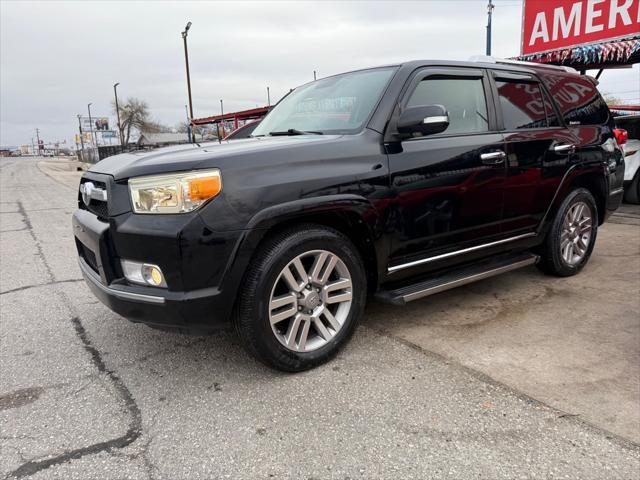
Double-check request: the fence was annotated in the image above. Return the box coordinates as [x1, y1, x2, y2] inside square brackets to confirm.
[78, 145, 144, 164]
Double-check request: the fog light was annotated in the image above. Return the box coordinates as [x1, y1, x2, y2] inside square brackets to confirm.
[121, 260, 167, 288]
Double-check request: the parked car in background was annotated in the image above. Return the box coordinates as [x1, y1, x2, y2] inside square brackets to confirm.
[224, 120, 261, 140]
[73, 58, 625, 371]
[614, 115, 639, 204]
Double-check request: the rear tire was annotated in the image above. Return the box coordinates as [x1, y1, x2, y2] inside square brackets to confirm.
[234, 224, 366, 372]
[624, 171, 640, 204]
[537, 188, 598, 277]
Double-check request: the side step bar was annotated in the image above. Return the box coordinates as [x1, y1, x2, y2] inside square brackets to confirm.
[375, 253, 539, 306]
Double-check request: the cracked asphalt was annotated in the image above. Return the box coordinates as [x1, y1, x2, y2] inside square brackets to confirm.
[1, 156, 639, 479]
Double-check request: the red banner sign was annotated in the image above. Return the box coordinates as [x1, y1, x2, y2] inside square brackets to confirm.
[522, 0, 640, 55]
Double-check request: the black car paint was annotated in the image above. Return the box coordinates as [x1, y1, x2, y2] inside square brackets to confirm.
[73, 60, 624, 331]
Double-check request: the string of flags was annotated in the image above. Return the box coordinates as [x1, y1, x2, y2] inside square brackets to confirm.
[514, 38, 640, 66]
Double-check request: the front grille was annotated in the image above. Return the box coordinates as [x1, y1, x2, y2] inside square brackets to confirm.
[79, 242, 99, 273]
[85, 199, 109, 219]
[79, 178, 109, 220]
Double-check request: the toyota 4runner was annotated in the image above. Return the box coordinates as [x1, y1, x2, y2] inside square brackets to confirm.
[73, 58, 626, 371]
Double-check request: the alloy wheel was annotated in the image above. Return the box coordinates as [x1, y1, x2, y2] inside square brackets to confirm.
[268, 250, 353, 352]
[560, 201, 592, 266]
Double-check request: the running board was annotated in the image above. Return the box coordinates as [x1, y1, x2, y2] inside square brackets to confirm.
[375, 253, 539, 306]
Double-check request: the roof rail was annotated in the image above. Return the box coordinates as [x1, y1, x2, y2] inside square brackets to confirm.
[469, 55, 578, 74]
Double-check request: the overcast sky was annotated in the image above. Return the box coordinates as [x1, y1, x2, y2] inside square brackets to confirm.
[1, 0, 638, 147]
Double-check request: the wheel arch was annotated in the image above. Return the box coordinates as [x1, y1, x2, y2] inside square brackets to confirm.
[254, 197, 382, 292]
[567, 171, 607, 225]
[539, 166, 608, 237]
[223, 195, 385, 301]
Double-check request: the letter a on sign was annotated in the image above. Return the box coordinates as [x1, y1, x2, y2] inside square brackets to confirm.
[529, 12, 550, 45]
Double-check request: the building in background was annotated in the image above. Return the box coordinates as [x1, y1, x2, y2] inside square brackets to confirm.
[137, 132, 191, 148]
[0, 146, 16, 157]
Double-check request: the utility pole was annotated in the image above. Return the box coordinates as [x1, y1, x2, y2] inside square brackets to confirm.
[113, 82, 124, 147]
[35, 128, 41, 156]
[313, 70, 317, 81]
[486, 0, 494, 56]
[181, 21, 195, 143]
[267, 86, 271, 107]
[87, 103, 97, 148]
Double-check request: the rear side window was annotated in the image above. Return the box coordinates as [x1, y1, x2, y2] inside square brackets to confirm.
[496, 80, 548, 130]
[407, 77, 489, 135]
[541, 88, 560, 127]
[537, 72, 610, 126]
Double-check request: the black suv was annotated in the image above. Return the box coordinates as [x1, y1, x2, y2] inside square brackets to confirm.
[73, 59, 625, 371]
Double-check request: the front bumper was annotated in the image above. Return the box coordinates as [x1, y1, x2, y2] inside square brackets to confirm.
[72, 203, 242, 332]
[78, 257, 226, 332]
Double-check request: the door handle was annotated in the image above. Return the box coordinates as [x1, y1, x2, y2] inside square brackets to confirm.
[480, 151, 506, 165]
[553, 143, 575, 154]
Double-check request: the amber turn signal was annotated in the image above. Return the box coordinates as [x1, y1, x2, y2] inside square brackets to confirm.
[189, 176, 222, 201]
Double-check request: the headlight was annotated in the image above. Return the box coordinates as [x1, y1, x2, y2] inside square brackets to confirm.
[128, 169, 222, 214]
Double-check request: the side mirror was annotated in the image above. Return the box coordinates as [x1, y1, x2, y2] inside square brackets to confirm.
[397, 105, 449, 137]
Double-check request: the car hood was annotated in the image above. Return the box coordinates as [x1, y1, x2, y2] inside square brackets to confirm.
[89, 135, 343, 181]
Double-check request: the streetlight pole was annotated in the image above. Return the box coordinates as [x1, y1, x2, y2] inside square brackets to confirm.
[184, 104, 192, 143]
[35, 128, 41, 156]
[313, 70, 317, 81]
[267, 86, 271, 107]
[87, 103, 96, 148]
[181, 21, 195, 143]
[77, 114, 85, 151]
[113, 82, 124, 147]
[486, 0, 494, 56]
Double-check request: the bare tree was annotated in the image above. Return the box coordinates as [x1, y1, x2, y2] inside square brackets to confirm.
[175, 121, 190, 133]
[142, 120, 173, 134]
[112, 97, 153, 145]
[175, 121, 209, 140]
[602, 93, 624, 107]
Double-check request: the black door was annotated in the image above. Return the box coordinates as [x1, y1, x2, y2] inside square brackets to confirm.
[387, 67, 507, 273]
[490, 70, 577, 235]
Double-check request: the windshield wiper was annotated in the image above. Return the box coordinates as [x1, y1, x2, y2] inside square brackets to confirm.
[269, 128, 323, 136]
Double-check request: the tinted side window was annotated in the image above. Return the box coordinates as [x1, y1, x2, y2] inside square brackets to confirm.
[496, 80, 547, 130]
[537, 72, 610, 126]
[541, 88, 560, 127]
[407, 78, 489, 135]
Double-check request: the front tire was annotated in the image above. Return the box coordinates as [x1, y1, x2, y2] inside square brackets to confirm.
[234, 225, 366, 372]
[537, 188, 598, 277]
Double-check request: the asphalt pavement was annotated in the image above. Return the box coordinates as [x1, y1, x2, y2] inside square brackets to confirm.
[1, 157, 639, 479]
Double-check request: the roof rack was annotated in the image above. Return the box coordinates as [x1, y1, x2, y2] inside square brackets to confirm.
[469, 55, 578, 74]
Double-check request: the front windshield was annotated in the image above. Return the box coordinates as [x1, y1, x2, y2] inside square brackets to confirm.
[252, 67, 397, 136]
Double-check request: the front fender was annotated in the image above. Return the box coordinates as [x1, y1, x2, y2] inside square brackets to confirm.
[217, 194, 387, 304]
[245, 194, 379, 231]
